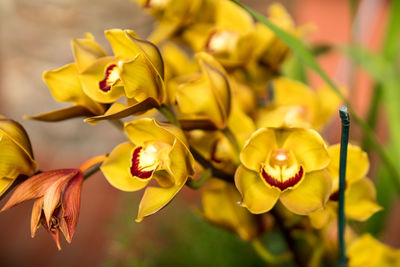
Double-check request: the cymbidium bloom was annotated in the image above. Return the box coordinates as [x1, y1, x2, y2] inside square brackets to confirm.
[256, 78, 341, 130]
[136, 0, 215, 44]
[183, 0, 257, 68]
[101, 118, 194, 222]
[81, 29, 165, 123]
[173, 52, 231, 130]
[201, 178, 260, 241]
[0, 115, 38, 196]
[309, 144, 381, 228]
[1, 169, 84, 250]
[28, 33, 107, 121]
[235, 127, 331, 215]
[347, 234, 400, 267]
[30, 30, 164, 123]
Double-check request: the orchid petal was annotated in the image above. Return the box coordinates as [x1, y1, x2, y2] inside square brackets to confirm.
[281, 128, 330, 172]
[345, 178, 382, 221]
[101, 142, 150, 191]
[234, 165, 280, 214]
[280, 169, 332, 215]
[71, 33, 107, 72]
[240, 128, 277, 172]
[26, 105, 94, 122]
[136, 184, 182, 222]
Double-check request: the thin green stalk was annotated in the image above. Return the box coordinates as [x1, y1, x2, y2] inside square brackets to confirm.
[251, 238, 292, 265]
[230, 0, 400, 194]
[157, 104, 181, 127]
[83, 163, 102, 180]
[186, 168, 212, 189]
[338, 106, 350, 266]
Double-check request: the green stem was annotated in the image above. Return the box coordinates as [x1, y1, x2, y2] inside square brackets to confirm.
[186, 168, 212, 189]
[251, 238, 292, 265]
[190, 148, 233, 183]
[157, 104, 181, 127]
[83, 163, 102, 180]
[338, 106, 350, 266]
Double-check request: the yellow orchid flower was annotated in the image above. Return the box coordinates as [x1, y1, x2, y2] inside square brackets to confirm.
[347, 234, 400, 267]
[81, 29, 166, 124]
[101, 118, 195, 222]
[235, 127, 331, 215]
[201, 178, 260, 241]
[28, 33, 107, 121]
[0, 116, 38, 196]
[183, 0, 257, 68]
[256, 78, 342, 130]
[136, 0, 215, 44]
[173, 52, 231, 130]
[1, 169, 84, 250]
[309, 144, 381, 228]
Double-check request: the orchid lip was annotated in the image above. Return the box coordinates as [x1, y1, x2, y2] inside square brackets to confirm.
[130, 146, 156, 179]
[261, 166, 304, 191]
[99, 64, 119, 92]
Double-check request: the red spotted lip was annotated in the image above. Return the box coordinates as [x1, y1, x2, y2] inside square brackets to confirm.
[130, 147, 154, 179]
[261, 166, 304, 191]
[99, 64, 117, 92]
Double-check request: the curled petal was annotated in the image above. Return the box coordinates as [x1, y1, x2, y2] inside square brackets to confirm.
[43, 171, 78, 225]
[166, 138, 195, 185]
[124, 118, 188, 147]
[84, 98, 159, 125]
[101, 142, 150, 191]
[43, 63, 105, 115]
[31, 198, 44, 238]
[71, 33, 107, 72]
[59, 172, 84, 243]
[345, 178, 382, 221]
[240, 128, 277, 171]
[119, 54, 164, 102]
[280, 169, 332, 215]
[136, 184, 183, 222]
[1, 170, 76, 212]
[234, 165, 280, 214]
[281, 128, 330, 172]
[26, 105, 94, 122]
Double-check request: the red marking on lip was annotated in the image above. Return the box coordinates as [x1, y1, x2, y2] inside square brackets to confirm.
[99, 64, 117, 92]
[261, 166, 304, 191]
[130, 147, 154, 179]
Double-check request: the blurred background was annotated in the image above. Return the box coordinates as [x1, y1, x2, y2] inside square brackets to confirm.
[0, 0, 398, 266]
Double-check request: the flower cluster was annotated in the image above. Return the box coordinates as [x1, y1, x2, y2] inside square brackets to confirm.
[0, 0, 397, 265]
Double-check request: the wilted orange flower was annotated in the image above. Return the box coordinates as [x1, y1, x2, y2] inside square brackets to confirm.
[1, 169, 84, 250]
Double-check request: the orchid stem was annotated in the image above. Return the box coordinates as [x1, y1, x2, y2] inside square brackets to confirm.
[157, 104, 181, 127]
[79, 155, 108, 174]
[83, 163, 102, 180]
[186, 168, 212, 189]
[338, 106, 350, 266]
[251, 238, 292, 265]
